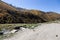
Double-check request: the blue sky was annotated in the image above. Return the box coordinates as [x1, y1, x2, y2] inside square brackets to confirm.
[2, 0, 60, 13]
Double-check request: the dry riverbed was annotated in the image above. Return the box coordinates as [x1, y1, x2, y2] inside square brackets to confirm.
[4, 22, 60, 40]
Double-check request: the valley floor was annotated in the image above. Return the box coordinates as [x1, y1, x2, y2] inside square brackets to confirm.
[4, 23, 60, 40]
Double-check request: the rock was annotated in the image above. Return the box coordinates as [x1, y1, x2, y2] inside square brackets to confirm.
[0, 31, 3, 35]
[10, 29, 17, 33]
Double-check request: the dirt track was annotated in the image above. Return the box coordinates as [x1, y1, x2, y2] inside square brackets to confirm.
[4, 23, 60, 40]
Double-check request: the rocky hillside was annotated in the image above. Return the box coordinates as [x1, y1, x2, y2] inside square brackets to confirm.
[0, 1, 60, 23]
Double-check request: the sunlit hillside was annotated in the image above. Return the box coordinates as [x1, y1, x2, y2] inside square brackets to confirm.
[0, 1, 60, 23]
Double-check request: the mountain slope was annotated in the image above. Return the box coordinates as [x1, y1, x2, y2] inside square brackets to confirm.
[0, 1, 60, 23]
[0, 1, 17, 11]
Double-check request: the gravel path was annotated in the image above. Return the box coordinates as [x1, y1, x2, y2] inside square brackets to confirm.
[4, 23, 60, 40]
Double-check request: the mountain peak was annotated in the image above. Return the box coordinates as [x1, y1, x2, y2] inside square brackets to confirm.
[0, 0, 1, 1]
[0, 1, 17, 11]
[0, 0, 2, 2]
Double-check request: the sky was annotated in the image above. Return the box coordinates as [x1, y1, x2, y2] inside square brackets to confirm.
[2, 0, 60, 13]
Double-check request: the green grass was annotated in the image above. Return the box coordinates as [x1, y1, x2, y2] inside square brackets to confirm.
[0, 24, 38, 30]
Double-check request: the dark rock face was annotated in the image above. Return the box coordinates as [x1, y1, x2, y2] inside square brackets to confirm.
[0, 31, 3, 35]
[14, 27, 20, 30]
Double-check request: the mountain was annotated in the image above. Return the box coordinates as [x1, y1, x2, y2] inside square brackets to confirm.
[0, 1, 60, 23]
[0, 1, 18, 11]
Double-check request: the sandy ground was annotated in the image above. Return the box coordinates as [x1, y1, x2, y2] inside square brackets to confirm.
[4, 23, 60, 40]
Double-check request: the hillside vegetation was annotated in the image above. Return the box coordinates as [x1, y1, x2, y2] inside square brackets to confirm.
[0, 1, 60, 23]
